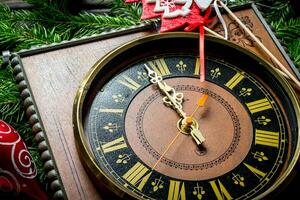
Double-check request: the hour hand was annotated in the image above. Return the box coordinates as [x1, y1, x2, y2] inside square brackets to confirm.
[190, 125, 205, 145]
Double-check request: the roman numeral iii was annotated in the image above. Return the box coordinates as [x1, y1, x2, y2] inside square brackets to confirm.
[255, 129, 279, 148]
[246, 98, 272, 114]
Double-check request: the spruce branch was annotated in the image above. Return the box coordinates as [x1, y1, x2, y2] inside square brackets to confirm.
[0, 66, 24, 123]
[70, 13, 140, 37]
[0, 1, 142, 52]
[271, 18, 300, 43]
[0, 21, 64, 51]
[261, 1, 295, 22]
[287, 39, 300, 67]
[110, 0, 142, 21]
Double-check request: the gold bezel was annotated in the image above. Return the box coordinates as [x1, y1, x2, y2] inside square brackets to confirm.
[73, 32, 300, 199]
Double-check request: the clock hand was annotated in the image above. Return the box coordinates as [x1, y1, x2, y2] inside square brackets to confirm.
[182, 117, 205, 145]
[145, 64, 186, 118]
[152, 131, 181, 170]
[180, 94, 208, 146]
[152, 127, 205, 171]
[183, 94, 209, 145]
[189, 94, 209, 118]
[190, 125, 205, 146]
[145, 64, 205, 145]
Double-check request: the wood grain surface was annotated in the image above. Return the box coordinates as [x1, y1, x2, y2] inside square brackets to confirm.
[18, 6, 299, 200]
[21, 32, 150, 199]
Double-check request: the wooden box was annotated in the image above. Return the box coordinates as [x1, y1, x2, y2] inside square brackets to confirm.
[4, 4, 299, 199]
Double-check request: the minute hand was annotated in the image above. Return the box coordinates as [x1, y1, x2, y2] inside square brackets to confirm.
[145, 65, 186, 118]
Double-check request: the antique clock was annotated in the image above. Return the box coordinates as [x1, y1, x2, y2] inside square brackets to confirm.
[73, 32, 300, 199]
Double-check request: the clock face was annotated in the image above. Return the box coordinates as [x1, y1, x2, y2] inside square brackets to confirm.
[73, 33, 300, 200]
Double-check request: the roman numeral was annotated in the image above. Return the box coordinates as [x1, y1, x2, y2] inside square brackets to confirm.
[99, 136, 127, 153]
[118, 75, 141, 92]
[246, 98, 272, 114]
[122, 162, 152, 191]
[209, 179, 233, 200]
[243, 163, 266, 180]
[225, 72, 245, 89]
[194, 58, 200, 75]
[99, 108, 123, 113]
[255, 129, 279, 148]
[147, 58, 171, 76]
[168, 180, 186, 200]
[99, 108, 123, 115]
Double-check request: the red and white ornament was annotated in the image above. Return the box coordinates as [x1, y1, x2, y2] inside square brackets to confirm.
[0, 120, 48, 200]
[147, 0, 193, 18]
[126, 0, 216, 81]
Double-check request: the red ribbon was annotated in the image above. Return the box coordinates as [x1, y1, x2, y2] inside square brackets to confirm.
[184, 7, 214, 82]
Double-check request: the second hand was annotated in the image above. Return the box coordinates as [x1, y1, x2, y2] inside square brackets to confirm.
[152, 132, 181, 171]
[189, 94, 209, 119]
[152, 94, 209, 170]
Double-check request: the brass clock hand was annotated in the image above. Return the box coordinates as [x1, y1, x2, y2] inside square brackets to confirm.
[183, 94, 209, 146]
[145, 64, 205, 145]
[190, 125, 205, 146]
[152, 131, 181, 170]
[189, 94, 209, 118]
[181, 117, 205, 145]
[145, 64, 186, 118]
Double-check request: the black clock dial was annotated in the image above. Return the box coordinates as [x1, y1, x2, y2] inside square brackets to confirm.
[73, 33, 300, 200]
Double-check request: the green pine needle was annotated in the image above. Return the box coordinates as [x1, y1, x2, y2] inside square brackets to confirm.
[0, 67, 23, 123]
[0, 0, 141, 52]
[0, 22, 64, 51]
[65, 12, 140, 38]
[110, 0, 142, 21]
[287, 39, 300, 66]
[271, 18, 300, 43]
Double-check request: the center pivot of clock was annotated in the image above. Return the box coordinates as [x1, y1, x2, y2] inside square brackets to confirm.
[177, 117, 199, 135]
